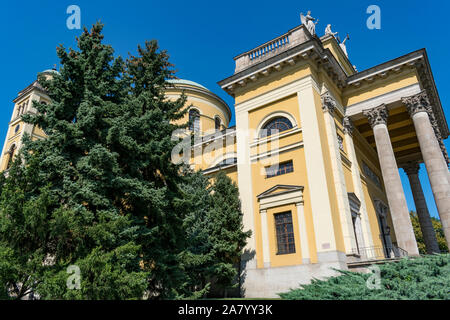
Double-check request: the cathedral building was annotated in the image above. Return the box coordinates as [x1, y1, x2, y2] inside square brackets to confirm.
[2, 20, 450, 298]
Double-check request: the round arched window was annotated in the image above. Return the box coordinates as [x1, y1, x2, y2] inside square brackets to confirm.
[189, 109, 200, 132]
[260, 116, 293, 138]
[215, 116, 222, 131]
[15, 125, 20, 133]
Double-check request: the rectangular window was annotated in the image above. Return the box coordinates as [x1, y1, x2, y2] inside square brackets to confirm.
[265, 160, 293, 178]
[274, 212, 296, 255]
[362, 162, 381, 189]
[337, 134, 344, 152]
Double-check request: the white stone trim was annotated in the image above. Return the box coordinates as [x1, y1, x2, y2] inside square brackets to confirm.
[344, 131, 375, 254]
[224, 44, 316, 90]
[250, 141, 303, 163]
[347, 56, 423, 85]
[250, 127, 301, 149]
[260, 209, 271, 267]
[323, 108, 356, 254]
[235, 75, 320, 114]
[297, 80, 337, 253]
[208, 152, 238, 168]
[235, 110, 257, 265]
[254, 111, 299, 139]
[296, 202, 310, 262]
[259, 190, 304, 210]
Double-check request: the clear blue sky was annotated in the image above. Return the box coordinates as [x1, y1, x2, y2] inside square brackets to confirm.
[1, 0, 449, 218]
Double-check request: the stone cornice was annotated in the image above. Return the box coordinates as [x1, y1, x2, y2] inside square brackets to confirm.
[218, 36, 348, 96]
[166, 84, 232, 123]
[346, 49, 448, 138]
[12, 80, 47, 103]
[363, 104, 388, 128]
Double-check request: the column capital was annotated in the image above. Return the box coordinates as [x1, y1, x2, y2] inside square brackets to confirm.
[403, 91, 450, 166]
[402, 161, 420, 176]
[343, 117, 354, 136]
[321, 92, 336, 114]
[363, 104, 388, 128]
[401, 90, 431, 118]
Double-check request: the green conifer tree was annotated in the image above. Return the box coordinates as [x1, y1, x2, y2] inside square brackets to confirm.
[0, 23, 151, 299]
[0, 22, 251, 300]
[208, 171, 251, 295]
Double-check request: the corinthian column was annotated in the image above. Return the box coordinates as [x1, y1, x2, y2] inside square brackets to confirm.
[402, 162, 440, 254]
[363, 105, 419, 256]
[402, 90, 450, 249]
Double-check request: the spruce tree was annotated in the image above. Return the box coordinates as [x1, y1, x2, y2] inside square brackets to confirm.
[0, 22, 251, 300]
[0, 23, 191, 299]
[208, 171, 251, 295]
[175, 170, 214, 297]
[0, 23, 150, 299]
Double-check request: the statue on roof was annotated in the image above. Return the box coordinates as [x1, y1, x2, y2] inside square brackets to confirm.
[339, 33, 350, 57]
[325, 24, 338, 37]
[300, 11, 319, 35]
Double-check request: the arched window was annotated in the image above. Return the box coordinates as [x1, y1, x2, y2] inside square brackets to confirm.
[260, 116, 293, 138]
[189, 109, 200, 132]
[215, 116, 221, 131]
[217, 157, 237, 166]
[6, 144, 16, 169]
[14, 125, 20, 133]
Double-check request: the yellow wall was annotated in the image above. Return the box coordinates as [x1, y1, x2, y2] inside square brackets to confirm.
[235, 64, 311, 104]
[343, 70, 419, 106]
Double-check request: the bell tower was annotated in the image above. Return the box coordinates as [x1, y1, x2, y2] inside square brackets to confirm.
[0, 69, 53, 172]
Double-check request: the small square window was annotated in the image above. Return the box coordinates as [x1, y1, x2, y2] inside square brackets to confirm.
[266, 160, 293, 178]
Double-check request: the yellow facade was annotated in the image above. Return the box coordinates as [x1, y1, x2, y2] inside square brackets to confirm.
[2, 22, 448, 298]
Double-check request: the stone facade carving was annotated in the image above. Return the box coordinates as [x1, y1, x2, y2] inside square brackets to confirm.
[325, 24, 338, 37]
[402, 91, 450, 166]
[363, 104, 388, 128]
[343, 117, 354, 136]
[321, 92, 336, 113]
[300, 11, 318, 36]
[402, 161, 420, 175]
[402, 90, 430, 117]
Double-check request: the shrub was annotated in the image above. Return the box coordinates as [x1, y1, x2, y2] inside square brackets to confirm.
[279, 254, 450, 300]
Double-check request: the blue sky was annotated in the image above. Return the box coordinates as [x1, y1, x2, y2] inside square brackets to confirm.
[0, 0, 448, 218]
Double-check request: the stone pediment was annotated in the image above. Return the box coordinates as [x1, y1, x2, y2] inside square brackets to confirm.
[257, 185, 304, 211]
[257, 185, 304, 200]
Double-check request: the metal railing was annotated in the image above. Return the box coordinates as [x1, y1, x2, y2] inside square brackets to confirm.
[351, 245, 408, 260]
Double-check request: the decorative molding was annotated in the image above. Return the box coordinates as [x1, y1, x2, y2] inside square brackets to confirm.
[402, 161, 420, 176]
[343, 117, 354, 136]
[363, 104, 389, 128]
[401, 90, 430, 118]
[250, 127, 302, 148]
[321, 91, 336, 113]
[402, 90, 450, 166]
[234, 75, 320, 114]
[257, 185, 305, 211]
[250, 141, 304, 162]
